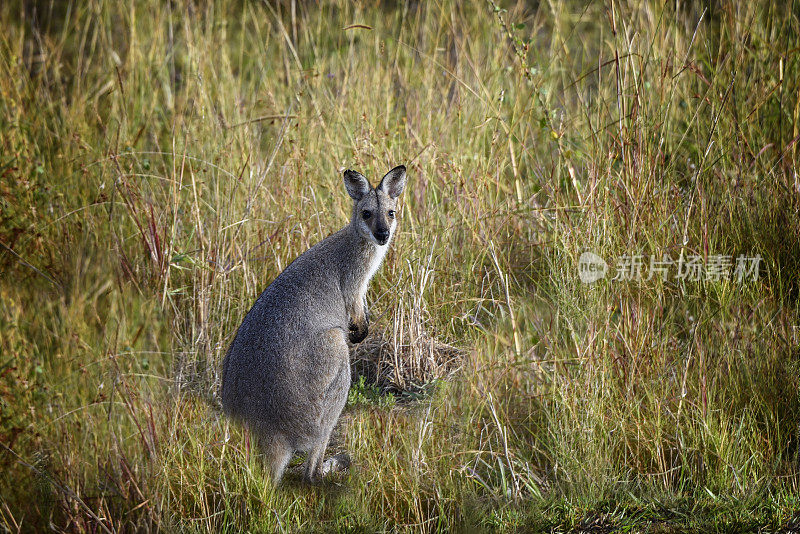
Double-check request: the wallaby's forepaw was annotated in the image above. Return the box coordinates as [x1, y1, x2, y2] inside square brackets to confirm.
[348, 321, 368, 343]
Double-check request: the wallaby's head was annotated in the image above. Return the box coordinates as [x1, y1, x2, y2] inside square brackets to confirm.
[343, 165, 407, 246]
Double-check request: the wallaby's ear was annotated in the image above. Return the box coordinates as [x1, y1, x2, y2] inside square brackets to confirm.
[377, 165, 407, 199]
[343, 170, 370, 201]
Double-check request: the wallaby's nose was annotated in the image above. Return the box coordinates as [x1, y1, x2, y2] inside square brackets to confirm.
[375, 229, 390, 244]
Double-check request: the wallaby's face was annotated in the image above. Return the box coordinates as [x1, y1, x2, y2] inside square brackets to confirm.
[343, 166, 407, 247]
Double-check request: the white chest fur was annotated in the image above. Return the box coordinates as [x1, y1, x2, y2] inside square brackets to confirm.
[360, 222, 395, 298]
[365, 244, 387, 284]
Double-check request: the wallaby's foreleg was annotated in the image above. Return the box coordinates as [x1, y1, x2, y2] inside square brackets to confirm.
[347, 294, 369, 343]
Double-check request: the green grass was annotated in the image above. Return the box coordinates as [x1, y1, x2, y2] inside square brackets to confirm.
[1, 0, 799, 531]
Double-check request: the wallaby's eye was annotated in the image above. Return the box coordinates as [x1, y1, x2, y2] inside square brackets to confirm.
[362, 210, 372, 220]
[388, 210, 396, 219]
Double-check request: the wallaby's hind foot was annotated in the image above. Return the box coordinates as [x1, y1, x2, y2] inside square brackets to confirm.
[304, 440, 328, 483]
[256, 431, 293, 484]
[304, 451, 351, 484]
[321, 453, 351, 476]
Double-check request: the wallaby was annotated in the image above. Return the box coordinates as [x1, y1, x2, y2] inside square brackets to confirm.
[221, 165, 407, 483]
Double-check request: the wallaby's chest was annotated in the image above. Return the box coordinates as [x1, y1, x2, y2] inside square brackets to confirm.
[364, 245, 388, 287]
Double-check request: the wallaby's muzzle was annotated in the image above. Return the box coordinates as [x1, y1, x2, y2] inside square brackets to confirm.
[375, 228, 390, 245]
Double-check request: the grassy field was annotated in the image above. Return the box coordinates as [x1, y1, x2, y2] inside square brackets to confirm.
[1, 0, 799, 531]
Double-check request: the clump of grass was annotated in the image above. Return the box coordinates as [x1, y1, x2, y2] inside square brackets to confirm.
[1, 0, 799, 532]
[347, 375, 396, 409]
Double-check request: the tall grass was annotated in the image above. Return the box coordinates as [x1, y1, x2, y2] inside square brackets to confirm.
[1, 0, 798, 531]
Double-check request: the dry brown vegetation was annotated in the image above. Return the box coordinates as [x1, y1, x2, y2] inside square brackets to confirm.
[1, 1, 799, 531]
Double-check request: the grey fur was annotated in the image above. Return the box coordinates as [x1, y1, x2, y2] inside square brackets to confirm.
[221, 165, 407, 483]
